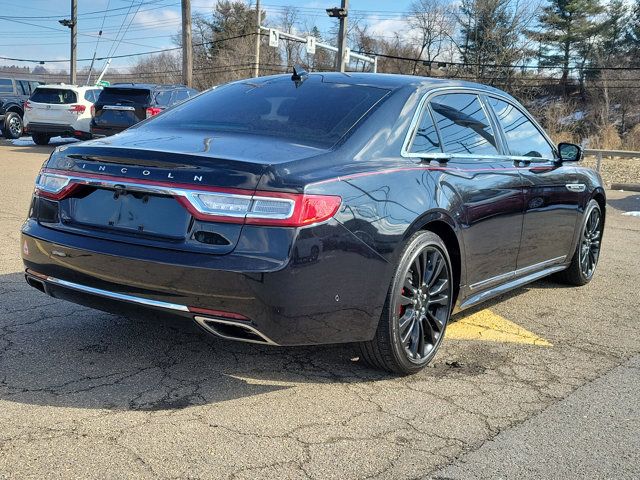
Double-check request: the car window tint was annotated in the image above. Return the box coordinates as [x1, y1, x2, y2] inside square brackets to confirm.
[488, 97, 555, 159]
[29, 81, 41, 93]
[154, 90, 174, 107]
[430, 93, 499, 156]
[97, 88, 151, 105]
[150, 76, 389, 148]
[30, 88, 78, 104]
[84, 90, 99, 102]
[0, 78, 13, 94]
[409, 106, 441, 154]
[173, 89, 190, 103]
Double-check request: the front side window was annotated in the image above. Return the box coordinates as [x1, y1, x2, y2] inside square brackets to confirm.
[430, 93, 499, 156]
[0, 78, 13, 94]
[409, 106, 441, 154]
[488, 97, 555, 159]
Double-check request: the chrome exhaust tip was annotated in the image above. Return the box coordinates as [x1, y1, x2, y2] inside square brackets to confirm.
[193, 316, 277, 345]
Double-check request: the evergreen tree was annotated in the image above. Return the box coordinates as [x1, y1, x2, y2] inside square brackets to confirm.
[532, 0, 604, 85]
[626, 0, 640, 64]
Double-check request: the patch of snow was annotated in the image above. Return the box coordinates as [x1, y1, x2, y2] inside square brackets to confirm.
[622, 211, 640, 217]
[10, 136, 78, 147]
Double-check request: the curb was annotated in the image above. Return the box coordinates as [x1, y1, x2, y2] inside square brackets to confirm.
[610, 183, 640, 192]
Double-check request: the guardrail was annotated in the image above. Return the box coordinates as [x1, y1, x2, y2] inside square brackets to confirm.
[583, 149, 640, 173]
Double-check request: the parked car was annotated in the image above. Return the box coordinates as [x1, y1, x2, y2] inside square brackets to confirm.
[21, 73, 605, 374]
[0, 75, 42, 139]
[90, 83, 197, 137]
[23, 84, 103, 145]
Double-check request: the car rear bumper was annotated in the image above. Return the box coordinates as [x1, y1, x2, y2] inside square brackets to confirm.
[21, 221, 390, 346]
[90, 124, 128, 137]
[25, 122, 91, 139]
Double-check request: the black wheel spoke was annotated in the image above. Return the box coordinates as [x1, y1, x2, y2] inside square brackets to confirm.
[429, 278, 449, 296]
[580, 206, 602, 278]
[428, 294, 449, 307]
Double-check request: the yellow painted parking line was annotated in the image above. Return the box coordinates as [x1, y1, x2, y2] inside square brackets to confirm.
[447, 309, 552, 346]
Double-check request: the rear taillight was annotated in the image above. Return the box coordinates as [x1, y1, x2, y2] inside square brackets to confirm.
[34, 172, 76, 200]
[34, 170, 342, 227]
[178, 191, 341, 226]
[24, 101, 32, 110]
[68, 104, 86, 114]
[146, 107, 162, 118]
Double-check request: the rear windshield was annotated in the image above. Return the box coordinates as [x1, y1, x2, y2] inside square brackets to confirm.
[148, 76, 389, 148]
[31, 88, 77, 104]
[97, 87, 151, 105]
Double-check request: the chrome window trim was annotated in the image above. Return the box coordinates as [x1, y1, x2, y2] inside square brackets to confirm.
[401, 86, 559, 162]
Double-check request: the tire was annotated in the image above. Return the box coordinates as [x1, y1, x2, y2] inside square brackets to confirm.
[357, 231, 454, 375]
[32, 133, 51, 146]
[3, 111, 23, 139]
[554, 199, 603, 286]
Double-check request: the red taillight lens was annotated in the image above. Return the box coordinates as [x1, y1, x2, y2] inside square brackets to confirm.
[146, 107, 162, 118]
[24, 100, 32, 110]
[68, 104, 86, 114]
[35, 170, 342, 227]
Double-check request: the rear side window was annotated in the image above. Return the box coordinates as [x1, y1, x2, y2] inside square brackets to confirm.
[149, 77, 389, 148]
[18, 80, 30, 95]
[0, 78, 13, 94]
[29, 81, 41, 93]
[97, 88, 151, 105]
[488, 97, 555, 159]
[154, 90, 174, 107]
[173, 89, 190, 104]
[409, 107, 441, 154]
[84, 89, 101, 102]
[430, 93, 499, 156]
[30, 88, 77, 104]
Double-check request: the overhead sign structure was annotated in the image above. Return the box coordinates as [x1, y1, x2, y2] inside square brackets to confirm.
[306, 36, 316, 55]
[268, 29, 280, 48]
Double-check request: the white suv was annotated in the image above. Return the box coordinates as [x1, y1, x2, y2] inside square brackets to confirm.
[24, 84, 102, 145]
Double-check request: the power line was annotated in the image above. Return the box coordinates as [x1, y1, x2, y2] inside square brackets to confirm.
[0, 32, 256, 63]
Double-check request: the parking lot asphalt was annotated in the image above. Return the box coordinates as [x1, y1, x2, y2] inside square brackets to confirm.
[1, 137, 639, 479]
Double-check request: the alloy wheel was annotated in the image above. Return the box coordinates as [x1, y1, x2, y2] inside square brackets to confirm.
[580, 206, 601, 278]
[8, 115, 22, 138]
[394, 245, 452, 362]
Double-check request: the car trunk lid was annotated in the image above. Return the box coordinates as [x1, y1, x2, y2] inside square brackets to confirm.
[93, 87, 150, 130]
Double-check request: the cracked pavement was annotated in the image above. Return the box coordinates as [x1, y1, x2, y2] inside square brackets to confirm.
[1, 139, 639, 479]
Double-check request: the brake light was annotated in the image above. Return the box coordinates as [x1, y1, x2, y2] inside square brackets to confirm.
[68, 104, 86, 114]
[34, 172, 77, 200]
[34, 170, 342, 227]
[24, 100, 32, 110]
[178, 191, 342, 226]
[146, 107, 162, 118]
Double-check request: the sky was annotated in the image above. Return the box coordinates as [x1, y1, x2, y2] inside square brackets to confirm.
[0, 0, 414, 72]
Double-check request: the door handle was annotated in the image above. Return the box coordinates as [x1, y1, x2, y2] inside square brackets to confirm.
[565, 183, 586, 192]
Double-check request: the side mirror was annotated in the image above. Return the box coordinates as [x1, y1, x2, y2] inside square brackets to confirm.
[558, 143, 583, 163]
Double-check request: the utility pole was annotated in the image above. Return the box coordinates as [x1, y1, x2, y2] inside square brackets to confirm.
[181, 0, 193, 87]
[59, 1, 77, 83]
[70, 0, 77, 84]
[253, 0, 261, 77]
[327, 1, 348, 72]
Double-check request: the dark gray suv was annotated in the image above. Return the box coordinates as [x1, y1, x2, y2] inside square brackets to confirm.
[90, 83, 198, 137]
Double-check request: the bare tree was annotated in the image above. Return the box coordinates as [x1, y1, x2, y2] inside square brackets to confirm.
[408, 0, 455, 74]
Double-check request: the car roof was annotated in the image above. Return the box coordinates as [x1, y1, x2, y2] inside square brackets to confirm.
[35, 84, 101, 90]
[108, 83, 188, 90]
[248, 72, 512, 98]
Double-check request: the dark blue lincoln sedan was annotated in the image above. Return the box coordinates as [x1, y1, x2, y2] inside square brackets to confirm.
[21, 72, 605, 374]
